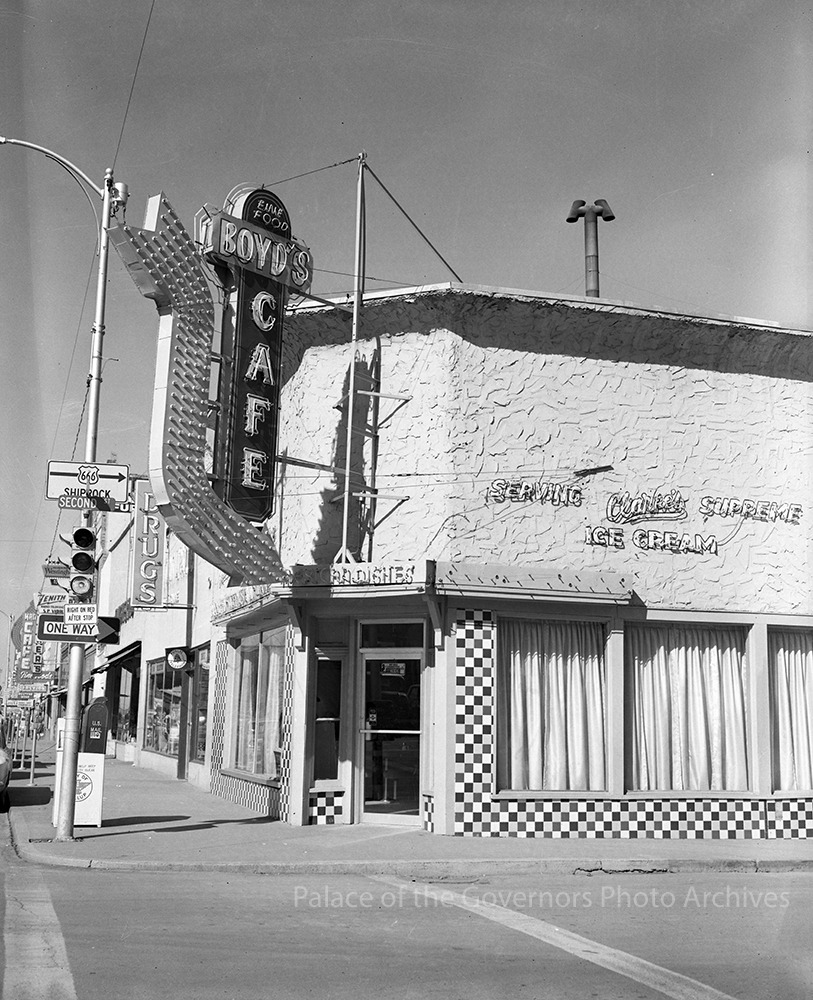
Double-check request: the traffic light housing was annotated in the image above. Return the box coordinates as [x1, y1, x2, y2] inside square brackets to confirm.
[69, 525, 97, 600]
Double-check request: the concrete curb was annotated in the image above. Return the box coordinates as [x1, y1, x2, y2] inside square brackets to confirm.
[11, 849, 813, 876]
[7, 788, 813, 877]
[8, 812, 813, 876]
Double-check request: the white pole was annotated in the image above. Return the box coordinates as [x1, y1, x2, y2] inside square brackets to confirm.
[55, 168, 115, 841]
[338, 153, 366, 562]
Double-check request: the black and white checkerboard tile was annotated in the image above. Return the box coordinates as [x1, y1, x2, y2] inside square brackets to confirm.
[766, 799, 813, 837]
[451, 609, 809, 838]
[308, 791, 344, 824]
[422, 795, 435, 833]
[278, 627, 296, 822]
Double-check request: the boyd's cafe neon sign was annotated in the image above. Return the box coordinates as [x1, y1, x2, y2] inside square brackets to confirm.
[205, 190, 313, 521]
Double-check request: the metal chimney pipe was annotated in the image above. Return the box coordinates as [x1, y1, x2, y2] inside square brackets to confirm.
[566, 199, 615, 297]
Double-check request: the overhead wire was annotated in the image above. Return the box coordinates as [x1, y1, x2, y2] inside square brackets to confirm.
[23, 2, 154, 602]
[364, 163, 463, 282]
[15, 235, 98, 606]
[266, 157, 360, 187]
[111, 0, 156, 172]
[278, 156, 464, 511]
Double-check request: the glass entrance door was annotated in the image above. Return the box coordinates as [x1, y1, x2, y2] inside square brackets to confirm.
[361, 656, 421, 822]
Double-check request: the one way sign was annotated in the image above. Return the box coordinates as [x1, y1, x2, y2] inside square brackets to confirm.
[37, 613, 121, 645]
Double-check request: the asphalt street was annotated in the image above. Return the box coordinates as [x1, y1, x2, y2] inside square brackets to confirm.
[3, 826, 812, 1000]
[2, 746, 812, 998]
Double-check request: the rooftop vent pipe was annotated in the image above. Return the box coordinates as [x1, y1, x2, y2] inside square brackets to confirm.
[566, 199, 615, 297]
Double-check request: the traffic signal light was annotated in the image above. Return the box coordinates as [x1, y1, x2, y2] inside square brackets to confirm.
[69, 525, 97, 600]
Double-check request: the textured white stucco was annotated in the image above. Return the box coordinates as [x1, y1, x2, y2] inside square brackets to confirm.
[277, 288, 813, 614]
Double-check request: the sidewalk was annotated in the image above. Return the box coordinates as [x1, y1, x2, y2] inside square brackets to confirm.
[5, 743, 813, 876]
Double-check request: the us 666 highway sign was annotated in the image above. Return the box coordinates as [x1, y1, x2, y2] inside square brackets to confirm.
[46, 461, 130, 503]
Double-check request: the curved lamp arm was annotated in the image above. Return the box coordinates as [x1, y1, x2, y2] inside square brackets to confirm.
[0, 135, 104, 197]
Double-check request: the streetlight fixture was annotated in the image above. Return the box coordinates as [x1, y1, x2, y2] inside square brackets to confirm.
[0, 137, 128, 840]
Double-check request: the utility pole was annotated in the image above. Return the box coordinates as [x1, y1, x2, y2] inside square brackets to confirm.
[0, 609, 15, 720]
[0, 137, 128, 840]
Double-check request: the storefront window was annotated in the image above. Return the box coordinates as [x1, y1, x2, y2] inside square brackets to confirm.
[497, 619, 607, 791]
[313, 658, 342, 782]
[103, 654, 140, 743]
[627, 624, 748, 791]
[189, 645, 210, 763]
[360, 621, 424, 649]
[144, 657, 183, 756]
[768, 629, 813, 790]
[113, 664, 139, 742]
[234, 628, 285, 778]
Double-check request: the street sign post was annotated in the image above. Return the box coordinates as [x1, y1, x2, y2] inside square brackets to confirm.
[46, 461, 130, 503]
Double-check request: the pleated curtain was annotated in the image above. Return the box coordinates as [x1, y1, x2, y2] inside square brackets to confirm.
[769, 630, 813, 790]
[628, 625, 748, 791]
[497, 619, 607, 790]
[235, 631, 283, 776]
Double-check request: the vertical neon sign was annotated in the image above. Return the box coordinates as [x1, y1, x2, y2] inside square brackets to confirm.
[210, 189, 311, 522]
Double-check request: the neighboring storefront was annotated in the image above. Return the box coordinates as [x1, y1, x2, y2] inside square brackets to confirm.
[92, 479, 220, 788]
[203, 285, 813, 838]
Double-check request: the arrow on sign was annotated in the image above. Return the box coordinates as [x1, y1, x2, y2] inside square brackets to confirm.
[36, 613, 121, 645]
[49, 470, 127, 483]
[96, 616, 121, 645]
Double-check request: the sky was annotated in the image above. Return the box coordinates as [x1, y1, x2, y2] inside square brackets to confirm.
[1, 0, 811, 662]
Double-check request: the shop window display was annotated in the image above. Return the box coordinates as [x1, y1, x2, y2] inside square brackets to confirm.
[113, 665, 139, 743]
[144, 658, 183, 756]
[190, 645, 210, 763]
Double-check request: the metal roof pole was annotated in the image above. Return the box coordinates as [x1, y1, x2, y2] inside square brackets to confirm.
[338, 152, 366, 562]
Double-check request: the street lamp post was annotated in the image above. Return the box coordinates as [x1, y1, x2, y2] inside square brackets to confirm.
[0, 137, 128, 840]
[0, 609, 15, 721]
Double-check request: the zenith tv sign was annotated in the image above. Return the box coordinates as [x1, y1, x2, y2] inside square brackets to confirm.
[205, 189, 313, 522]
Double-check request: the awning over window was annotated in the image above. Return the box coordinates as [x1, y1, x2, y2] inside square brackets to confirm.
[432, 563, 633, 604]
[91, 640, 142, 674]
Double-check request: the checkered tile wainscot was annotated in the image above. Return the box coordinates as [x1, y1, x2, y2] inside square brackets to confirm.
[208, 640, 229, 780]
[453, 610, 496, 835]
[308, 792, 344, 824]
[767, 799, 813, 838]
[451, 610, 807, 838]
[422, 795, 435, 832]
[277, 626, 296, 822]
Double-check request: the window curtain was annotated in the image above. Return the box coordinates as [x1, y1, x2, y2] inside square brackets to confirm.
[235, 641, 259, 771]
[259, 632, 283, 777]
[628, 625, 748, 791]
[497, 619, 606, 791]
[769, 630, 813, 790]
[235, 631, 284, 776]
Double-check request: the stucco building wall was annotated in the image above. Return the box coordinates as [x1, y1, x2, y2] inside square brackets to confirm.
[276, 289, 813, 614]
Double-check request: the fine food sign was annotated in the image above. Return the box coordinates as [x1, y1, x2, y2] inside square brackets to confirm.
[206, 189, 313, 522]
